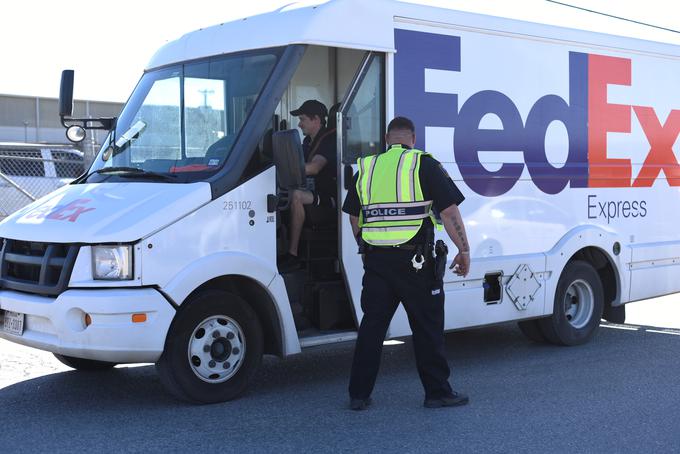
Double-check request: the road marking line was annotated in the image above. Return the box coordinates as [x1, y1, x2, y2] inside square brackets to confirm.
[601, 324, 639, 331]
[645, 329, 680, 336]
[383, 340, 405, 346]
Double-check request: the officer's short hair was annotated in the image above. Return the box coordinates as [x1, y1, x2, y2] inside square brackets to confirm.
[387, 117, 415, 134]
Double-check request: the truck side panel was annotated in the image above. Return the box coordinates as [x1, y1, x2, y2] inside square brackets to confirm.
[386, 21, 680, 335]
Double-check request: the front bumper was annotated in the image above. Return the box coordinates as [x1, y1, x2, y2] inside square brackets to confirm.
[0, 288, 176, 363]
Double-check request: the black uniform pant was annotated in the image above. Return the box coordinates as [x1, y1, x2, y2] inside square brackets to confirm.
[348, 248, 453, 400]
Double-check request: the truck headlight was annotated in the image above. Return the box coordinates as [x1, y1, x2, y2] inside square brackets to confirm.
[92, 245, 133, 280]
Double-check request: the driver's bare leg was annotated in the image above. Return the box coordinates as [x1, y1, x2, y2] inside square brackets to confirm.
[289, 189, 314, 256]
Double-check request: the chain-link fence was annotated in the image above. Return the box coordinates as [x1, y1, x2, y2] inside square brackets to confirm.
[0, 145, 85, 219]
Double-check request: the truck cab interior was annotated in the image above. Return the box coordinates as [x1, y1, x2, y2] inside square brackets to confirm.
[90, 41, 384, 343]
[267, 45, 385, 340]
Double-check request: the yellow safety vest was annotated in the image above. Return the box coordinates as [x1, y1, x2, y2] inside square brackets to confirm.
[357, 145, 438, 246]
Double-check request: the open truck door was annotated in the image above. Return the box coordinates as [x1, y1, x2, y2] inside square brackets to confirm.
[338, 52, 386, 325]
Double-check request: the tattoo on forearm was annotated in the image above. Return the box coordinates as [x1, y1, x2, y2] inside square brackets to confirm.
[452, 218, 469, 251]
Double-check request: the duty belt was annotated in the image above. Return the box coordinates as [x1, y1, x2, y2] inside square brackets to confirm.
[364, 243, 432, 252]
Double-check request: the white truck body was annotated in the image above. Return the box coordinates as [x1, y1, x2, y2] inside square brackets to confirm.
[1, 0, 679, 401]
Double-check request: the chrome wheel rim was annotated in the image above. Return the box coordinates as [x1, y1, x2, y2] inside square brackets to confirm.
[187, 315, 245, 383]
[563, 279, 594, 329]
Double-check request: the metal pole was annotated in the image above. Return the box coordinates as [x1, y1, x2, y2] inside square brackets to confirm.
[0, 171, 36, 201]
[35, 97, 40, 142]
[86, 100, 94, 164]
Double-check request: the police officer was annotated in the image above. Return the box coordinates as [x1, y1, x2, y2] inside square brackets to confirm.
[342, 116, 471, 410]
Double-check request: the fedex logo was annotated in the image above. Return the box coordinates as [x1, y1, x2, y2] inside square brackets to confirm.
[23, 198, 96, 222]
[394, 29, 680, 196]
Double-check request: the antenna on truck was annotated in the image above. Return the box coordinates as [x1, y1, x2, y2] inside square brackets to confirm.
[546, 1, 680, 34]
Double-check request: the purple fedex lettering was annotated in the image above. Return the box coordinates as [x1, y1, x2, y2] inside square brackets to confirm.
[523, 52, 589, 194]
[394, 29, 459, 149]
[454, 90, 525, 196]
[394, 30, 590, 196]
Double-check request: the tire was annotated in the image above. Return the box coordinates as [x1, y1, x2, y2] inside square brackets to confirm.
[53, 353, 117, 371]
[538, 260, 604, 346]
[517, 319, 548, 343]
[156, 290, 263, 404]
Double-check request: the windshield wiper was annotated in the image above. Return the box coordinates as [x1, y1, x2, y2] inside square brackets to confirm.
[93, 166, 178, 181]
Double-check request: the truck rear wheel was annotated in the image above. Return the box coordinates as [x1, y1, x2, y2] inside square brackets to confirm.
[539, 260, 604, 346]
[156, 290, 263, 403]
[53, 353, 117, 371]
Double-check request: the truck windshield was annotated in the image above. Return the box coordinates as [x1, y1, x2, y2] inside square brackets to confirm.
[87, 48, 281, 183]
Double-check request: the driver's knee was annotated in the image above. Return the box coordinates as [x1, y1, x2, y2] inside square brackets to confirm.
[291, 189, 313, 208]
[291, 189, 303, 208]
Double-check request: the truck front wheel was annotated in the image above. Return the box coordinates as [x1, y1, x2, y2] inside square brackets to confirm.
[539, 260, 604, 346]
[156, 290, 263, 403]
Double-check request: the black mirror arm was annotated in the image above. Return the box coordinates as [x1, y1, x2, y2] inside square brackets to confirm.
[60, 115, 117, 131]
[59, 69, 117, 132]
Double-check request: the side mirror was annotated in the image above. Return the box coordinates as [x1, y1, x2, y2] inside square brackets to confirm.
[59, 70, 75, 117]
[66, 125, 86, 143]
[57, 69, 116, 137]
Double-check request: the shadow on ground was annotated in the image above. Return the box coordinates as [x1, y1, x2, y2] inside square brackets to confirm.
[1, 321, 679, 452]
[1, 322, 537, 407]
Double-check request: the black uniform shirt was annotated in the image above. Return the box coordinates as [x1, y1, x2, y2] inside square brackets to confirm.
[303, 127, 337, 201]
[342, 149, 465, 245]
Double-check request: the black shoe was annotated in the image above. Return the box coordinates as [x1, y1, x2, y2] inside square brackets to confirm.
[349, 397, 373, 411]
[278, 253, 301, 272]
[424, 391, 469, 408]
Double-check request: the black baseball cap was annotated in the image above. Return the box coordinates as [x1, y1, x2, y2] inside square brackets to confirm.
[290, 99, 328, 118]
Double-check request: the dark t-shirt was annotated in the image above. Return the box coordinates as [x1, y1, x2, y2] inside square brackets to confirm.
[303, 127, 337, 201]
[342, 151, 465, 244]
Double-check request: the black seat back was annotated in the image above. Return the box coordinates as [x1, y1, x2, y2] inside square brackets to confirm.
[328, 102, 341, 130]
[272, 129, 305, 190]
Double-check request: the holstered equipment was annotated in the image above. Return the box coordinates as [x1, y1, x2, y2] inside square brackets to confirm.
[434, 239, 448, 287]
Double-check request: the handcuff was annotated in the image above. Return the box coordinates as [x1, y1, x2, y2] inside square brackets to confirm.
[411, 254, 425, 271]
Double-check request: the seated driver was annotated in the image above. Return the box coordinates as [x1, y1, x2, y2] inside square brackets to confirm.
[279, 99, 337, 271]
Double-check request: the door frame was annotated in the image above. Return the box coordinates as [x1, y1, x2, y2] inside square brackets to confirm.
[336, 51, 387, 324]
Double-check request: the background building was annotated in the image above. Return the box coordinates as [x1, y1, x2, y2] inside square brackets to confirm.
[0, 93, 123, 163]
[0, 94, 123, 218]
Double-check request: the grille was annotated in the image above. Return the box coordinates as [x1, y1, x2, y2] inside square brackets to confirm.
[0, 239, 79, 296]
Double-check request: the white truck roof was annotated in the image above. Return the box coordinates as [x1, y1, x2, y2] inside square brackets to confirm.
[147, 0, 680, 70]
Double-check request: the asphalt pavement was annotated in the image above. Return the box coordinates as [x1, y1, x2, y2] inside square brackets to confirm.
[1, 296, 680, 453]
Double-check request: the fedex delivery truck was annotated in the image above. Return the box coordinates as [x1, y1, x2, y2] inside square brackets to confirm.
[1, 0, 679, 403]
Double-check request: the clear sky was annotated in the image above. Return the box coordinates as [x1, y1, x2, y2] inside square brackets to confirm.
[1, 0, 678, 103]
